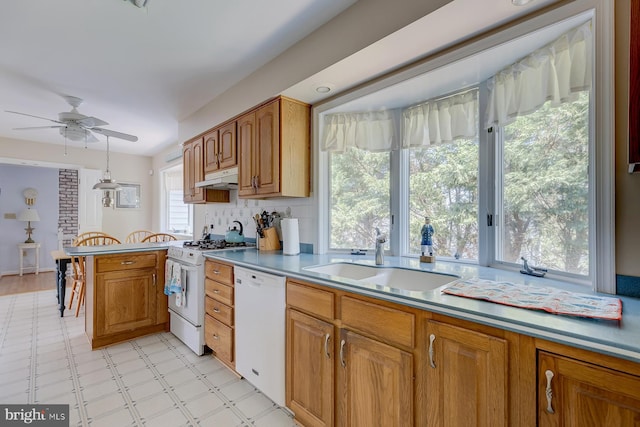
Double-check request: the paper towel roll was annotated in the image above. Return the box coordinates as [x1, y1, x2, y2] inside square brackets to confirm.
[281, 218, 300, 255]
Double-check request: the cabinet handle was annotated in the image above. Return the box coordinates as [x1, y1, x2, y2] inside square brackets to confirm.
[213, 308, 221, 313]
[212, 269, 220, 275]
[429, 334, 436, 368]
[152, 273, 156, 287]
[324, 334, 331, 359]
[339, 339, 346, 368]
[213, 334, 219, 340]
[213, 289, 220, 294]
[545, 370, 555, 414]
[121, 261, 135, 265]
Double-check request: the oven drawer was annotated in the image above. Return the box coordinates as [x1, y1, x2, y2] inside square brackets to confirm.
[205, 260, 234, 285]
[205, 314, 234, 364]
[205, 295, 233, 326]
[96, 253, 157, 273]
[205, 279, 234, 306]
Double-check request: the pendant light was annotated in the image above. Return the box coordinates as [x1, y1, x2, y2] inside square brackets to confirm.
[92, 136, 121, 207]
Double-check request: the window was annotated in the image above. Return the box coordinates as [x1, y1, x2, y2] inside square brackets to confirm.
[496, 93, 590, 276]
[329, 148, 390, 250]
[318, 4, 614, 290]
[162, 166, 192, 235]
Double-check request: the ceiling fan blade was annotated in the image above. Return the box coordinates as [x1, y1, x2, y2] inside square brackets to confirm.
[86, 131, 100, 143]
[13, 125, 66, 130]
[5, 110, 64, 124]
[91, 127, 138, 142]
[78, 116, 109, 127]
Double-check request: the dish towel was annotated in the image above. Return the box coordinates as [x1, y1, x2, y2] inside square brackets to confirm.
[443, 278, 622, 320]
[164, 260, 183, 305]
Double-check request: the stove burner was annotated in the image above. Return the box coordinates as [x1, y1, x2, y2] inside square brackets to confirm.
[183, 240, 252, 250]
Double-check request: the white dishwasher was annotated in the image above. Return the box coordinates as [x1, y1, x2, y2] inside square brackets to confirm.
[234, 266, 286, 407]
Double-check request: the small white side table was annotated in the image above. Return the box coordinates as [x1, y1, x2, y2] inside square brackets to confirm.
[18, 242, 41, 276]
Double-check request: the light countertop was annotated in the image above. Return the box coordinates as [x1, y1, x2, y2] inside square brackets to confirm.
[204, 249, 640, 364]
[64, 240, 186, 256]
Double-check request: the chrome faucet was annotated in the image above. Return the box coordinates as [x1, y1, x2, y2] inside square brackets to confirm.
[375, 228, 386, 265]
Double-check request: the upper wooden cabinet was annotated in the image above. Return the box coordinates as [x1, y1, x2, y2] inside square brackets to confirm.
[204, 121, 237, 174]
[182, 137, 230, 204]
[238, 96, 310, 198]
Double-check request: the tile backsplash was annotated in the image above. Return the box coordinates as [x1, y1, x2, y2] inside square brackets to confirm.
[195, 192, 315, 248]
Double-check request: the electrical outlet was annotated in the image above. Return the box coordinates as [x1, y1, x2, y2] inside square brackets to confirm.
[4, 213, 17, 219]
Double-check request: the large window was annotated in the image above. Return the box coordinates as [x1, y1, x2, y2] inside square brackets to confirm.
[496, 92, 590, 275]
[319, 7, 612, 288]
[162, 166, 192, 235]
[329, 148, 390, 250]
[409, 138, 478, 260]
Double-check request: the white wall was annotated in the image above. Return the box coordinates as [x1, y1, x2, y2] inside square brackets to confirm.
[0, 164, 58, 274]
[0, 137, 154, 243]
[151, 0, 452, 248]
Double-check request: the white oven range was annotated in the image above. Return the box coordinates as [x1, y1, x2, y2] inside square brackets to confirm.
[166, 246, 206, 355]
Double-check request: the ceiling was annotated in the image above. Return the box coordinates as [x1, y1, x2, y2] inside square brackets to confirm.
[0, 0, 356, 156]
[0, 0, 562, 157]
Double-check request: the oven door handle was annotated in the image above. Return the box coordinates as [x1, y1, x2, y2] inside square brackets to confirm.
[177, 265, 199, 272]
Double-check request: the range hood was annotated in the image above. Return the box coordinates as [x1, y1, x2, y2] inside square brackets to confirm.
[196, 167, 238, 190]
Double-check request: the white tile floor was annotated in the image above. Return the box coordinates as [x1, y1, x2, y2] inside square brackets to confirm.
[0, 290, 296, 426]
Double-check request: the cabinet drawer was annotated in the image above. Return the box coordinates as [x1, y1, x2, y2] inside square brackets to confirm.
[205, 295, 234, 326]
[205, 279, 234, 306]
[287, 280, 335, 320]
[205, 260, 234, 285]
[341, 296, 415, 348]
[205, 314, 234, 364]
[96, 253, 157, 273]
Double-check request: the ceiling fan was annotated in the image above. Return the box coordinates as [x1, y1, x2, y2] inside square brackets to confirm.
[6, 95, 138, 143]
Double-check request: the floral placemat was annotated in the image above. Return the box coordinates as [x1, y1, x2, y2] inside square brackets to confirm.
[443, 278, 622, 320]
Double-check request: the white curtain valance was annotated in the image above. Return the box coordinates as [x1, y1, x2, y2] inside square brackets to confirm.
[485, 21, 592, 129]
[402, 90, 478, 148]
[321, 110, 396, 152]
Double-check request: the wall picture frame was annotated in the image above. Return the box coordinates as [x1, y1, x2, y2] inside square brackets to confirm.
[116, 183, 141, 209]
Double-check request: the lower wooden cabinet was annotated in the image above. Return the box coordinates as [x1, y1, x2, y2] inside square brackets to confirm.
[286, 279, 416, 427]
[336, 329, 413, 427]
[204, 259, 235, 368]
[538, 351, 640, 426]
[425, 320, 509, 427]
[286, 309, 334, 427]
[84, 251, 168, 349]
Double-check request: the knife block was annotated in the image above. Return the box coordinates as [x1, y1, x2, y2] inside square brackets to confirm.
[258, 227, 281, 251]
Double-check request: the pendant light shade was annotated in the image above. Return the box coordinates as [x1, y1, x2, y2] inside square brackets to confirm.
[93, 136, 121, 206]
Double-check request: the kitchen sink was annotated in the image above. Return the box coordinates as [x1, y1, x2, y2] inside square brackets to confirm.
[303, 262, 460, 292]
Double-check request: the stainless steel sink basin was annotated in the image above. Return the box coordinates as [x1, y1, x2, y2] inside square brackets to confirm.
[303, 262, 459, 292]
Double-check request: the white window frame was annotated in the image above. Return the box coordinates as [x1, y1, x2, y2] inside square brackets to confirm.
[160, 164, 193, 239]
[314, 0, 614, 293]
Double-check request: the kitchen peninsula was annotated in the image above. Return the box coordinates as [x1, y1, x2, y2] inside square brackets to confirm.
[65, 242, 180, 349]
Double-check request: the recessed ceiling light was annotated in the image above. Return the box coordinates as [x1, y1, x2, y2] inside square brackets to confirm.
[512, 0, 533, 5]
[316, 86, 331, 94]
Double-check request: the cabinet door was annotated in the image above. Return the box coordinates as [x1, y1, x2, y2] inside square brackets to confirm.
[255, 100, 280, 195]
[425, 320, 508, 427]
[337, 329, 413, 427]
[182, 143, 194, 202]
[538, 351, 640, 427]
[95, 268, 157, 336]
[218, 121, 237, 170]
[237, 111, 256, 196]
[204, 129, 219, 173]
[191, 138, 206, 202]
[287, 309, 334, 427]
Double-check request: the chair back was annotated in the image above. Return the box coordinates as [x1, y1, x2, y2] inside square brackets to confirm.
[72, 231, 109, 246]
[125, 230, 154, 243]
[141, 233, 177, 243]
[75, 235, 122, 246]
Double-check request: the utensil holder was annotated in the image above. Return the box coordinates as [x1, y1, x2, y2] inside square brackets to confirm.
[258, 227, 281, 251]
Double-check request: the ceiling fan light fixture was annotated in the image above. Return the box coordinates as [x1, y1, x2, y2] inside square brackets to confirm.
[59, 126, 89, 142]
